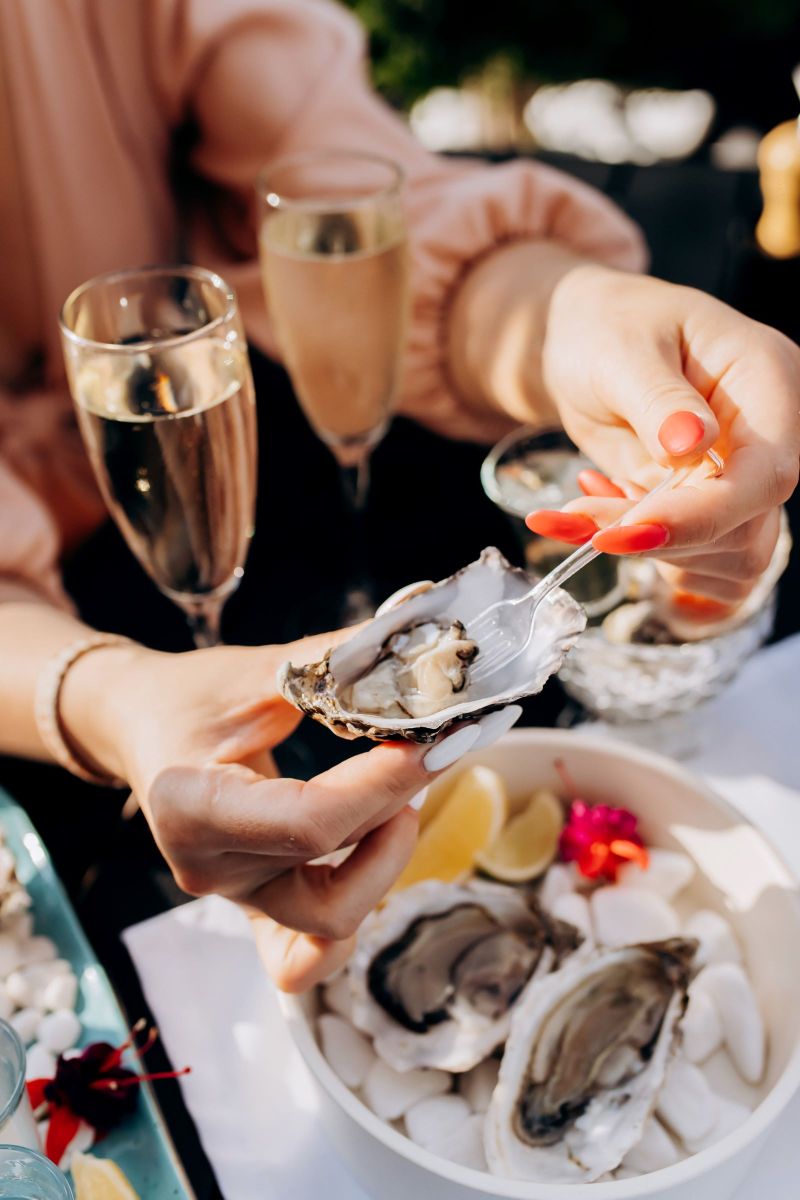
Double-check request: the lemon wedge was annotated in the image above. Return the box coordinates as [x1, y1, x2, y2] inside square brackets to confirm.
[71, 1155, 140, 1200]
[394, 765, 508, 889]
[475, 789, 564, 882]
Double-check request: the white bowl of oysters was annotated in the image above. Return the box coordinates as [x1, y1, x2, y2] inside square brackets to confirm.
[280, 731, 800, 1200]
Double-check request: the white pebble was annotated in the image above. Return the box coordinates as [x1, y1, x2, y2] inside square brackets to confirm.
[683, 910, 741, 967]
[590, 887, 680, 948]
[40, 973, 78, 1012]
[622, 1116, 681, 1172]
[405, 1094, 471, 1149]
[656, 1059, 718, 1143]
[0, 932, 24, 977]
[23, 962, 64, 991]
[323, 972, 354, 1021]
[363, 1059, 450, 1120]
[5, 970, 33, 1007]
[682, 1098, 751, 1153]
[37, 1010, 82, 1055]
[10, 1007, 42, 1045]
[19, 936, 57, 966]
[318, 1014, 376, 1089]
[539, 864, 577, 911]
[681, 987, 723, 1064]
[617, 848, 695, 900]
[436, 1113, 487, 1170]
[550, 892, 593, 943]
[459, 1057, 500, 1114]
[692, 963, 765, 1084]
[0, 983, 13, 1022]
[25, 1043, 56, 1082]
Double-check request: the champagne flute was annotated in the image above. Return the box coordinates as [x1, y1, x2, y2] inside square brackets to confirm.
[256, 151, 408, 621]
[60, 266, 257, 648]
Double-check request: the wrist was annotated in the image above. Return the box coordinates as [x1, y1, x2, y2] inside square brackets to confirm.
[446, 239, 592, 428]
[59, 641, 157, 785]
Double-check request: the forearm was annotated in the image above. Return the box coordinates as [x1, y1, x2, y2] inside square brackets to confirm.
[445, 239, 593, 428]
[0, 586, 143, 780]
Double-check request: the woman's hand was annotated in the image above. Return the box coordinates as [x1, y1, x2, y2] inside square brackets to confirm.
[528, 266, 800, 606]
[60, 633, 447, 978]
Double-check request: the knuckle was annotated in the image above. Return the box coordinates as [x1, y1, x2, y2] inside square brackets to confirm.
[738, 542, 774, 581]
[321, 911, 361, 941]
[771, 457, 799, 505]
[171, 864, 211, 897]
[288, 818, 335, 861]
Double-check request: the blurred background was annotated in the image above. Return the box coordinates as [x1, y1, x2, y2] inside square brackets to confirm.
[345, 0, 799, 164]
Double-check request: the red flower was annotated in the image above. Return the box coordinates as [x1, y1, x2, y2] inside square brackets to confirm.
[27, 1021, 190, 1166]
[555, 761, 649, 882]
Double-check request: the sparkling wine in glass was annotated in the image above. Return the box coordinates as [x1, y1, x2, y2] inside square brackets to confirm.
[60, 266, 257, 647]
[256, 151, 408, 620]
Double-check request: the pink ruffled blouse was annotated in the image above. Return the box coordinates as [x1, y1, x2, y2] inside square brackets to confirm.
[0, 0, 646, 605]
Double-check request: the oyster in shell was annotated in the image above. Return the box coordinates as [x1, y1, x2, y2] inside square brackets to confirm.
[342, 620, 477, 719]
[279, 548, 586, 741]
[485, 938, 696, 1182]
[349, 879, 583, 1073]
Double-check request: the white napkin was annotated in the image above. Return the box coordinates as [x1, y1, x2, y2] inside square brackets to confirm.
[124, 635, 800, 1200]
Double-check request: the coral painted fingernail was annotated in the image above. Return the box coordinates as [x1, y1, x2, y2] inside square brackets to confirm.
[672, 592, 733, 618]
[658, 411, 706, 456]
[577, 469, 626, 499]
[525, 511, 599, 544]
[593, 524, 669, 554]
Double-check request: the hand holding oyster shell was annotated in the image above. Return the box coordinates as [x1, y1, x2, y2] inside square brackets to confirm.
[279, 548, 586, 742]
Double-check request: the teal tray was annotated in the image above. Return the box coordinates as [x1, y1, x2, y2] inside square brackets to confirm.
[0, 789, 195, 1198]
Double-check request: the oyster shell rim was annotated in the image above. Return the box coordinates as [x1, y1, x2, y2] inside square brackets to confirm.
[278, 547, 586, 743]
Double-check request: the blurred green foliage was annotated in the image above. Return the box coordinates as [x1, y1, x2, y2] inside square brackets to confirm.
[344, 0, 799, 115]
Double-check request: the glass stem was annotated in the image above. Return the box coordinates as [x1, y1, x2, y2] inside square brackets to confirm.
[183, 597, 224, 649]
[340, 453, 371, 515]
[338, 451, 374, 623]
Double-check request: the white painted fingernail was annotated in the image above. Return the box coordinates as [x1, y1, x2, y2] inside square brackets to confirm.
[408, 787, 428, 811]
[423, 724, 481, 773]
[471, 705, 523, 751]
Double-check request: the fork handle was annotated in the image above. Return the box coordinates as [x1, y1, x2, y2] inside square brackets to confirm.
[532, 464, 690, 601]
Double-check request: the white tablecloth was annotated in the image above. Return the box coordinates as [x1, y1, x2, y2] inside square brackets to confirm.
[123, 634, 800, 1200]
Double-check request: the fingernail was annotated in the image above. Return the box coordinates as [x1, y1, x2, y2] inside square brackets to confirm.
[658, 411, 706, 456]
[593, 523, 669, 554]
[423, 724, 481, 773]
[408, 787, 428, 811]
[471, 705, 523, 751]
[525, 511, 599, 544]
[577, 469, 626, 499]
[672, 591, 733, 618]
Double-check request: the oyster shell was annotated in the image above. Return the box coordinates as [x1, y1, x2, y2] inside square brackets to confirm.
[485, 938, 696, 1182]
[279, 547, 586, 741]
[349, 879, 583, 1073]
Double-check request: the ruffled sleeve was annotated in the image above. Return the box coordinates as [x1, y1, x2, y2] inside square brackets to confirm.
[149, 0, 647, 430]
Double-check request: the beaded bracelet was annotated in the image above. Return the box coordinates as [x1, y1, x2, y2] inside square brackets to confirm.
[34, 634, 132, 788]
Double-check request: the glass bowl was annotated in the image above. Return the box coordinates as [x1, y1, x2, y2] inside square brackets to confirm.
[480, 427, 623, 617]
[558, 591, 777, 724]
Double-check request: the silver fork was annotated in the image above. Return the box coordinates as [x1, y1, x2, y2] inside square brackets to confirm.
[469, 452, 723, 685]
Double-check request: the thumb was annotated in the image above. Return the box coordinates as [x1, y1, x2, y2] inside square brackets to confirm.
[609, 342, 720, 466]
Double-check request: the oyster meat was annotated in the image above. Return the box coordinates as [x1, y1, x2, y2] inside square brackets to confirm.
[349, 879, 582, 1072]
[279, 547, 586, 741]
[485, 938, 696, 1182]
[342, 620, 477, 719]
